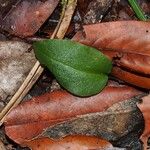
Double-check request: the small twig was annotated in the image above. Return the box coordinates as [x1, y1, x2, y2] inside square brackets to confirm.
[128, 0, 147, 21]
[0, 0, 77, 125]
[49, 0, 68, 39]
[56, 0, 77, 38]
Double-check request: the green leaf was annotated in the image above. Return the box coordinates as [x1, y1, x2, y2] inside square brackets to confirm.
[128, 0, 147, 21]
[33, 39, 112, 96]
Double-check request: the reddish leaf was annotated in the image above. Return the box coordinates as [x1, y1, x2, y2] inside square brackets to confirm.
[37, 99, 143, 146]
[73, 21, 150, 53]
[73, 21, 150, 88]
[137, 94, 150, 150]
[112, 67, 150, 89]
[24, 135, 123, 150]
[1, 0, 59, 37]
[4, 85, 141, 144]
[100, 50, 150, 75]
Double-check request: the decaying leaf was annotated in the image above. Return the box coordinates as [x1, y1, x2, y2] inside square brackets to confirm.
[0, 0, 59, 37]
[73, 21, 150, 89]
[0, 41, 36, 110]
[23, 94, 144, 149]
[4, 84, 142, 144]
[35, 97, 144, 149]
[24, 136, 125, 150]
[137, 94, 150, 150]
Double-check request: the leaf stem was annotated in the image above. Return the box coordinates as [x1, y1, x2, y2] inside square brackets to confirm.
[128, 0, 147, 21]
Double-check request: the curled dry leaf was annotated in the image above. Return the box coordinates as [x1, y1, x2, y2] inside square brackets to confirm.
[24, 136, 124, 150]
[4, 85, 142, 144]
[0, 0, 59, 37]
[0, 41, 36, 110]
[137, 94, 150, 150]
[73, 21, 150, 89]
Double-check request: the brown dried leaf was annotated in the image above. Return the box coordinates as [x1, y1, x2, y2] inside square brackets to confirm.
[100, 50, 150, 75]
[137, 94, 150, 150]
[74, 21, 150, 54]
[24, 136, 124, 150]
[36, 97, 143, 146]
[112, 67, 150, 89]
[73, 21, 150, 88]
[4, 85, 141, 144]
[0, 0, 59, 37]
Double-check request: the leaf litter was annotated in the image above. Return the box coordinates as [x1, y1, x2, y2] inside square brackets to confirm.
[0, 0, 150, 149]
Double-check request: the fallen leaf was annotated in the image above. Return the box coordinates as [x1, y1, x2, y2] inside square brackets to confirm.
[112, 67, 150, 89]
[4, 85, 142, 144]
[24, 136, 124, 150]
[137, 94, 150, 150]
[73, 21, 150, 88]
[0, 0, 59, 37]
[73, 21, 150, 53]
[27, 95, 143, 150]
[34, 39, 112, 96]
[39, 98, 143, 139]
[0, 41, 36, 110]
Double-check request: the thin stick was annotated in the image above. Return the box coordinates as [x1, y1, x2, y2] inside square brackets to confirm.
[0, 0, 77, 124]
[56, 0, 77, 39]
[50, 0, 68, 39]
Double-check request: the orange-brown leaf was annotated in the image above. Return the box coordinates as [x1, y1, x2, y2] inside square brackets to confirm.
[101, 50, 150, 75]
[24, 136, 122, 150]
[137, 94, 150, 150]
[74, 21, 150, 55]
[112, 67, 150, 89]
[5, 85, 141, 144]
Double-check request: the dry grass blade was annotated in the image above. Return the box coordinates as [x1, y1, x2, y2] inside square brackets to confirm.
[56, 0, 77, 38]
[0, 0, 77, 125]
